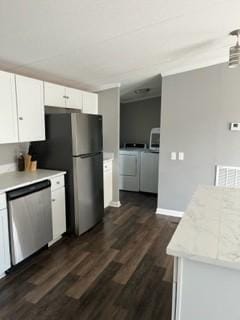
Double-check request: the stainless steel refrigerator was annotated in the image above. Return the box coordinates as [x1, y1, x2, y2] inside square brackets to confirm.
[31, 112, 104, 236]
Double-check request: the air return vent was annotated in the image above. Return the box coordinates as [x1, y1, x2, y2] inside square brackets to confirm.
[215, 165, 240, 188]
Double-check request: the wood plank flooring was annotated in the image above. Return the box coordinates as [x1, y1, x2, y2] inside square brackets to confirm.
[0, 191, 179, 320]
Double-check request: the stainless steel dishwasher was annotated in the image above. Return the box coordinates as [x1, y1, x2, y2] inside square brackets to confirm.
[7, 180, 52, 265]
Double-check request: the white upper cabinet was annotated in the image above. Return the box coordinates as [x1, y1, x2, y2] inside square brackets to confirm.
[16, 75, 45, 142]
[44, 82, 83, 110]
[0, 70, 99, 144]
[0, 71, 18, 144]
[44, 82, 66, 108]
[65, 87, 83, 109]
[82, 92, 98, 114]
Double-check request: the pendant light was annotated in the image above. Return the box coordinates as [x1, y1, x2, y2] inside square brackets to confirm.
[229, 29, 240, 68]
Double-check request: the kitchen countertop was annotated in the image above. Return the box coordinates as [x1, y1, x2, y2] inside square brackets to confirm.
[0, 169, 66, 193]
[167, 185, 240, 271]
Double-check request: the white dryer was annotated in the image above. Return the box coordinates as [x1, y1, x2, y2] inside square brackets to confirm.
[140, 150, 159, 193]
[119, 149, 141, 192]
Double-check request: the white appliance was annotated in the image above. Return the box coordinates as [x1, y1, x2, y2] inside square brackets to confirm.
[149, 128, 160, 152]
[119, 149, 141, 192]
[140, 151, 159, 193]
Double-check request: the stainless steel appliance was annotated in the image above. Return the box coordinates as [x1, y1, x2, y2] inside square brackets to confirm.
[31, 112, 104, 236]
[7, 180, 52, 265]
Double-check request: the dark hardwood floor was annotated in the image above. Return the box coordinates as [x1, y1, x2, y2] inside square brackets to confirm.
[0, 191, 178, 320]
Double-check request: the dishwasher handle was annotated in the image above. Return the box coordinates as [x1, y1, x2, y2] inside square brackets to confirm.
[7, 180, 51, 201]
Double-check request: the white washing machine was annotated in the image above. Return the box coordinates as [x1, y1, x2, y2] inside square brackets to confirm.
[119, 149, 141, 192]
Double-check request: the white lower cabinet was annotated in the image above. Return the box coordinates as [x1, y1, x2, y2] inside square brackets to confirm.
[0, 194, 11, 277]
[50, 175, 66, 244]
[172, 257, 240, 320]
[104, 160, 113, 208]
[51, 188, 66, 240]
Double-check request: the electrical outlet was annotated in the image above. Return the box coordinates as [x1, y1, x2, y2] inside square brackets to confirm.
[171, 152, 177, 160]
[179, 152, 184, 160]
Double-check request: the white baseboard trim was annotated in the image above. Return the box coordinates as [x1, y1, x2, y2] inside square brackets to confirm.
[48, 235, 62, 247]
[109, 201, 121, 208]
[0, 272, 6, 279]
[156, 208, 184, 218]
[0, 163, 16, 175]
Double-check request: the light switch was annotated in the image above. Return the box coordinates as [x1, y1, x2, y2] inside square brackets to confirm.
[171, 152, 177, 160]
[179, 152, 184, 160]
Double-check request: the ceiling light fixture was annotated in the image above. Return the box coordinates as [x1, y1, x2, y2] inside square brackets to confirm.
[229, 29, 240, 68]
[134, 88, 151, 95]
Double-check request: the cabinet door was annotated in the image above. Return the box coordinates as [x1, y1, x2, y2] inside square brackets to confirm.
[16, 75, 45, 142]
[82, 91, 98, 114]
[44, 82, 66, 108]
[0, 209, 11, 275]
[104, 161, 113, 208]
[65, 87, 83, 109]
[51, 188, 66, 239]
[104, 169, 113, 208]
[0, 71, 18, 143]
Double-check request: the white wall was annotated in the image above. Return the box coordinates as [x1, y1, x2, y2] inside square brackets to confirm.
[158, 63, 240, 212]
[120, 97, 161, 146]
[0, 143, 29, 166]
[98, 87, 120, 204]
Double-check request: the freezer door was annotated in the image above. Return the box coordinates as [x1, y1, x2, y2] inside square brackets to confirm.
[73, 152, 104, 235]
[71, 113, 103, 156]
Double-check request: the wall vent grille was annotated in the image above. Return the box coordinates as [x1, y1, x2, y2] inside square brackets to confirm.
[215, 165, 240, 188]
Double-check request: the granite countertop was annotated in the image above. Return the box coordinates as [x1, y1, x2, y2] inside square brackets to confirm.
[167, 185, 240, 271]
[0, 169, 66, 193]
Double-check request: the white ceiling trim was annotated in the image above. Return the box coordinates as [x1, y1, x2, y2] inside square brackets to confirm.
[121, 93, 161, 104]
[96, 82, 121, 92]
[161, 57, 228, 77]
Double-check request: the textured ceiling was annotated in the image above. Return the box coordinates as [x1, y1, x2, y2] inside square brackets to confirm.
[0, 0, 239, 102]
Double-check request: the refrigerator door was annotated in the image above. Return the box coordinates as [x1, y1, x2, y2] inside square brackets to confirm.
[73, 152, 104, 235]
[71, 113, 103, 156]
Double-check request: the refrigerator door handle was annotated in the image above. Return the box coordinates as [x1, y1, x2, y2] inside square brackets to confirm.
[74, 152, 102, 159]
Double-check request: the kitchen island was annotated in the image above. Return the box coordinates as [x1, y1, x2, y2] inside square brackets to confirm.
[167, 185, 240, 320]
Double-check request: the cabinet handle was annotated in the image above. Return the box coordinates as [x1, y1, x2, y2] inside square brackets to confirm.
[63, 95, 70, 99]
[19, 117, 23, 120]
[56, 181, 60, 184]
[52, 198, 56, 202]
